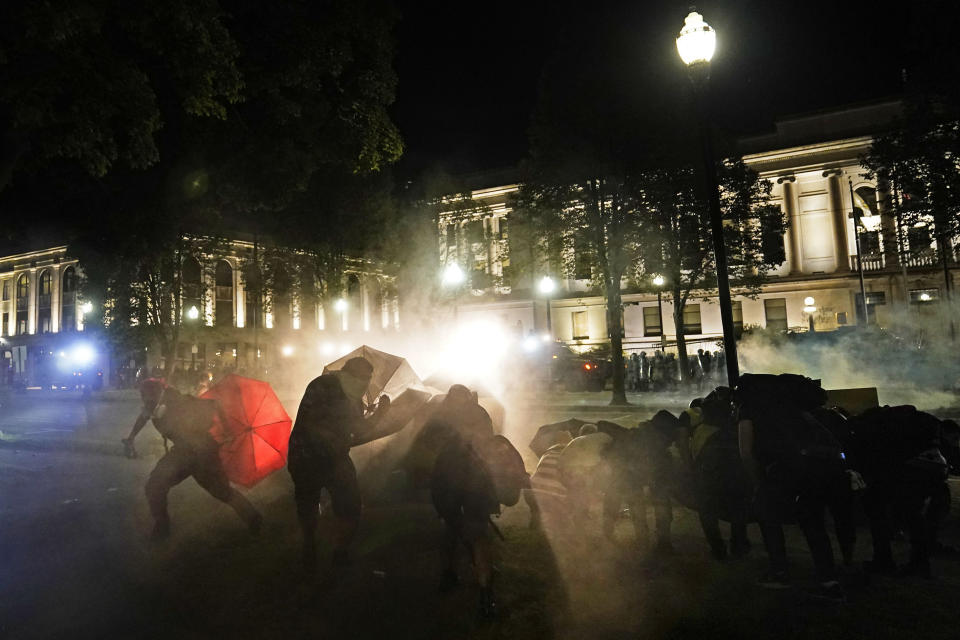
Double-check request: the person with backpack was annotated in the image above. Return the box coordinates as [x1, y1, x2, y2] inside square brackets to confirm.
[737, 373, 847, 600]
[288, 357, 391, 574]
[846, 406, 959, 577]
[122, 378, 262, 540]
[431, 431, 528, 619]
[683, 388, 752, 561]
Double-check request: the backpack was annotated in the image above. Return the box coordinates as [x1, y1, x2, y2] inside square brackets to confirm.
[478, 435, 530, 507]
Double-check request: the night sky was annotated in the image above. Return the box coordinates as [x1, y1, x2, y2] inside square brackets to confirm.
[392, 0, 939, 178]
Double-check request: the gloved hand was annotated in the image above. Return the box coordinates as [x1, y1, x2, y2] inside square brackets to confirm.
[375, 394, 391, 413]
[121, 437, 137, 459]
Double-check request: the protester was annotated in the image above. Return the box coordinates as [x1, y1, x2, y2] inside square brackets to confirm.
[122, 378, 262, 540]
[432, 430, 528, 619]
[525, 430, 573, 531]
[737, 374, 848, 601]
[287, 357, 391, 574]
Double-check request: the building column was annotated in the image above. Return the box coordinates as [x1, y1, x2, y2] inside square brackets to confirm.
[824, 170, 850, 273]
[27, 269, 37, 335]
[50, 264, 61, 333]
[876, 177, 900, 270]
[779, 176, 803, 274]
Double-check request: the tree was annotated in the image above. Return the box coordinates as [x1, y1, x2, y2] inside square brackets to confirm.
[862, 95, 960, 301]
[6, 0, 405, 366]
[630, 161, 786, 381]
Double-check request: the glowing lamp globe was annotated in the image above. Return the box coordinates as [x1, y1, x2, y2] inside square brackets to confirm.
[334, 298, 348, 313]
[442, 263, 465, 287]
[538, 276, 556, 295]
[187, 305, 200, 320]
[803, 296, 815, 306]
[676, 11, 716, 66]
[652, 274, 665, 287]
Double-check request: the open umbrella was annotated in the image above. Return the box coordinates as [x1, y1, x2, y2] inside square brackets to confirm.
[324, 345, 423, 406]
[201, 374, 292, 488]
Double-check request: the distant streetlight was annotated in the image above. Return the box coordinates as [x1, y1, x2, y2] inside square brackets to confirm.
[652, 274, 666, 352]
[81, 301, 93, 315]
[803, 296, 817, 332]
[334, 298, 348, 331]
[538, 276, 556, 335]
[677, 9, 739, 386]
[187, 305, 200, 320]
[281, 344, 294, 357]
[441, 263, 465, 287]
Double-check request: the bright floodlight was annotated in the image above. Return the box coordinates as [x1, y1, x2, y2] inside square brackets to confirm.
[281, 344, 294, 357]
[541, 333, 551, 342]
[72, 344, 95, 366]
[538, 276, 556, 295]
[442, 263, 465, 287]
[523, 336, 540, 352]
[321, 342, 336, 355]
[187, 305, 200, 320]
[803, 296, 815, 306]
[81, 301, 93, 314]
[652, 274, 665, 287]
[676, 11, 716, 66]
[334, 298, 348, 312]
[920, 292, 932, 301]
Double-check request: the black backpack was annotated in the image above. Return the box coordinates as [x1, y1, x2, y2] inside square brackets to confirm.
[738, 374, 839, 466]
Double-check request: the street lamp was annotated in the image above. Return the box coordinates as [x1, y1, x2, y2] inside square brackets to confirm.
[441, 263, 465, 287]
[677, 9, 739, 386]
[652, 274, 667, 352]
[81, 301, 93, 315]
[187, 305, 200, 320]
[441, 263, 465, 323]
[803, 296, 817, 332]
[538, 276, 556, 336]
[334, 298, 348, 331]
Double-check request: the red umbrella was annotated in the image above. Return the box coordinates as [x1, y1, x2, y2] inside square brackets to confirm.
[201, 374, 292, 488]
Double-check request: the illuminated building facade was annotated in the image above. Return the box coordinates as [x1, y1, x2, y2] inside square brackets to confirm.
[0, 239, 398, 386]
[438, 101, 958, 355]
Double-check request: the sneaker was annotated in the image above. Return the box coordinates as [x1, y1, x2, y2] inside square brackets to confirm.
[809, 580, 846, 603]
[757, 570, 791, 589]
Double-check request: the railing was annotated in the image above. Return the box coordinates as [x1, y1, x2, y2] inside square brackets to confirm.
[849, 252, 952, 271]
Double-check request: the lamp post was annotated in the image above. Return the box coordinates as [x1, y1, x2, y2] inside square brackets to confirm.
[677, 10, 739, 386]
[803, 296, 817, 333]
[441, 263, 465, 323]
[334, 298, 348, 331]
[653, 274, 667, 352]
[538, 276, 556, 336]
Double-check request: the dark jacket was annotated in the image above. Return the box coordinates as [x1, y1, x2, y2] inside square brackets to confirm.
[289, 373, 370, 461]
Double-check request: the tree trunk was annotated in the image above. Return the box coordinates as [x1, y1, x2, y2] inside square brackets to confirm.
[607, 280, 628, 405]
[672, 286, 690, 384]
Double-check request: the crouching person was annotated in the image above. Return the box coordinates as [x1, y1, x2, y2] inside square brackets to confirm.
[122, 378, 262, 540]
[432, 432, 528, 619]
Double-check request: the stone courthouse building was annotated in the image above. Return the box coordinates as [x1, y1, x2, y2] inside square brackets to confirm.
[437, 101, 956, 354]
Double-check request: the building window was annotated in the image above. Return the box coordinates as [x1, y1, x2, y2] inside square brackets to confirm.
[15, 274, 28, 335]
[855, 291, 887, 325]
[643, 305, 662, 336]
[497, 217, 508, 240]
[62, 267, 77, 332]
[732, 300, 743, 336]
[1, 311, 7, 336]
[764, 298, 788, 331]
[37, 270, 52, 334]
[860, 230, 881, 256]
[215, 260, 234, 327]
[682, 304, 702, 335]
[1, 279, 9, 301]
[907, 226, 933, 253]
[467, 219, 484, 244]
[572, 310, 589, 340]
[243, 263, 261, 329]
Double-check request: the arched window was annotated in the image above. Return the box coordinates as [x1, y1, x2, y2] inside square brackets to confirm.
[853, 186, 882, 257]
[37, 270, 52, 333]
[243, 263, 261, 329]
[61, 267, 77, 332]
[370, 277, 383, 329]
[15, 274, 29, 335]
[182, 256, 202, 321]
[215, 260, 234, 327]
